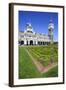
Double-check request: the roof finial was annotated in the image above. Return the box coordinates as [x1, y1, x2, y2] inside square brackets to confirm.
[49, 17, 53, 23]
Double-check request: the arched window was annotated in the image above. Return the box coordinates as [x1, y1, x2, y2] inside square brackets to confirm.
[30, 40, 33, 45]
[21, 41, 24, 45]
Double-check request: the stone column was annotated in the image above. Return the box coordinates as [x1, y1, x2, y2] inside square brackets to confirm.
[36, 41, 38, 45]
[24, 40, 27, 45]
[34, 41, 36, 45]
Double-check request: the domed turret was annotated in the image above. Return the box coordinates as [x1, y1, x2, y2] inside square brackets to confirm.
[48, 19, 54, 30]
[25, 23, 33, 33]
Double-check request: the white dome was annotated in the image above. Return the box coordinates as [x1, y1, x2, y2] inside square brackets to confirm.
[25, 23, 34, 33]
[48, 23, 54, 29]
[26, 23, 31, 27]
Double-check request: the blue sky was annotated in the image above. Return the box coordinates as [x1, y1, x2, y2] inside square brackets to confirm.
[19, 11, 58, 41]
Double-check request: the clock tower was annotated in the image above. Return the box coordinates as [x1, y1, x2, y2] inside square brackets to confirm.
[48, 19, 54, 44]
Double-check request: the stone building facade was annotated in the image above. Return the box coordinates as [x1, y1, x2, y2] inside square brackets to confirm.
[18, 19, 54, 45]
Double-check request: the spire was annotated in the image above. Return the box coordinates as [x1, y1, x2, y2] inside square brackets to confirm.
[48, 18, 54, 30]
[49, 17, 53, 23]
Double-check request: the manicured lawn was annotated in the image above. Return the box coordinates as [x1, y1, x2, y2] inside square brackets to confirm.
[19, 47, 41, 79]
[26, 44, 58, 66]
[19, 44, 58, 79]
[42, 65, 58, 77]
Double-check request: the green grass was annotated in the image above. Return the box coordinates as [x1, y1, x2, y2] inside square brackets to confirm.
[19, 47, 41, 79]
[19, 44, 58, 79]
[42, 65, 58, 77]
[26, 44, 58, 66]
